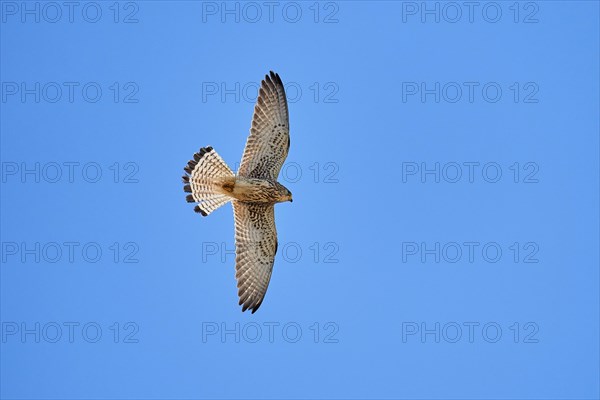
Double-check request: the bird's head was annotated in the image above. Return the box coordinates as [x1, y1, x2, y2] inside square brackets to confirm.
[275, 183, 293, 203]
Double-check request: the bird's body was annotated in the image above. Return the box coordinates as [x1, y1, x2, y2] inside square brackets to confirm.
[182, 71, 292, 313]
[214, 176, 291, 204]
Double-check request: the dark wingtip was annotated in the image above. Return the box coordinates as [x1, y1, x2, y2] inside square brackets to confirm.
[183, 184, 192, 193]
[270, 71, 282, 85]
[186, 194, 194, 203]
[182, 175, 189, 183]
[251, 302, 262, 314]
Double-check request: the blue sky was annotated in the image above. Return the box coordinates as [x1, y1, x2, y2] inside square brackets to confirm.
[1, 1, 599, 399]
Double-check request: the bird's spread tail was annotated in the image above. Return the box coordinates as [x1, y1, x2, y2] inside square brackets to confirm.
[183, 146, 235, 216]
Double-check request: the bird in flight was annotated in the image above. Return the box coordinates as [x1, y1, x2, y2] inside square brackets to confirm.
[183, 71, 292, 313]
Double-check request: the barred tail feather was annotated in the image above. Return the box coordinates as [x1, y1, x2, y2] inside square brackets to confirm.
[182, 146, 234, 216]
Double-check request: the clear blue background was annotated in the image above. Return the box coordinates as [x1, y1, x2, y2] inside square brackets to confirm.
[1, 1, 599, 399]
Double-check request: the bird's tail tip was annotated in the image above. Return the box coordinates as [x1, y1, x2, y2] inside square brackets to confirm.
[183, 146, 234, 217]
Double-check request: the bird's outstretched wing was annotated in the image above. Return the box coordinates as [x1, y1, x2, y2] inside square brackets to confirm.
[238, 71, 290, 180]
[232, 200, 277, 313]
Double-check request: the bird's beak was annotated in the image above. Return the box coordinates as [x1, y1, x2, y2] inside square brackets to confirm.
[290, 199, 293, 203]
